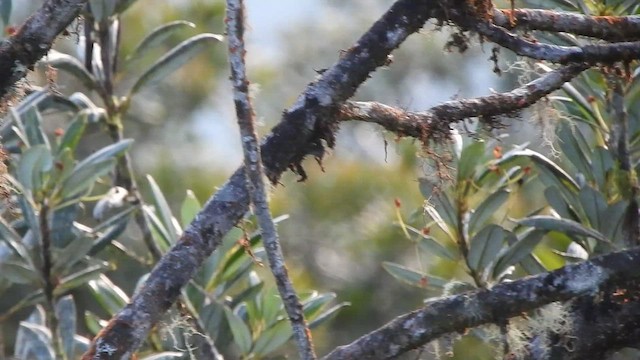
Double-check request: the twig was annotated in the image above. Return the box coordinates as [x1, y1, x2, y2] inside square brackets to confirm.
[493, 9, 640, 41]
[83, 1, 433, 358]
[323, 245, 640, 359]
[225, 1, 316, 358]
[338, 63, 588, 139]
[0, 0, 88, 100]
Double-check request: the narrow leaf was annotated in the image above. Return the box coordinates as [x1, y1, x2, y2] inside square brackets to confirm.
[382, 262, 446, 289]
[493, 230, 545, 278]
[518, 215, 610, 244]
[55, 295, 76, 359]
[127, 20, 196, 63]
[468, 225, 507, 272]
[224, 307, 252, 354]
[130, 33, 223, 95]
[468, 190, 509, 234]
[44, 50, 98, 90]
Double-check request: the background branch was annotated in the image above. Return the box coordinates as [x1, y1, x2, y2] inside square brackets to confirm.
[0, 0, 88, 99]
[493, 9, 640, 41]
[226, 0, 315, 358]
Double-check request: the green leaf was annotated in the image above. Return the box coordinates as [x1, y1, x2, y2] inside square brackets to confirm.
[57, 112, 88, 154]
[54, 262, 110, 296]
[180, 190, 201, 227]
[518, 215, 610, 244]
[84, 311, 106, 335]
[578, 186, 607, 231]
[88, 217, 129, 256]
[115, 0, 138, 13]
[493, 230, 545, 278]
[129, 33, 223, 95]
[457, 141, 486, 182]
[302, 292, 336, 320]
[146, 175, 179, 242]
[557, 122, 592, 180]
[224, 307, 252, 354]
[88, 275, 129, 315]
[382, 262, 447, 289]
[468, 190, 509, 235]
[52, 235, 94, 275]
[142, 205, 172, 252]
[0, 0, 11, 25]
[252, 320, 292, 357]
[14, 322, 54, 360]
[59, 158, 115, 201]
[0, 216, 31, 261]
[127, 20, 196, 63]
[89, 0, 116, 21]
[405, 225, 458, 260]
[592, 146, 613, 190]
[0, 260, 40, 284]
[18, 144, 52, 192]
[308, 302, 350, 329]
[468, 225, 507, 272]
[23, 108, 50, 150]
[72, 139, 133, 173]
[50, 204, 79, 248]
[497, 148, 579, 191]
[544, 187, 573, 219]
[44, 50, 98, 90]
[55, 295, 76, 359]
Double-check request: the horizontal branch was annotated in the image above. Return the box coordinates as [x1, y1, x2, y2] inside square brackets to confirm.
[493, 9, 640, 41]
[323, 246, 640, 359]
[441, 2, 640, 64]
[83, 1, 435, 358]
[0, 0, 88, 99]
[339, 63, 587, 138]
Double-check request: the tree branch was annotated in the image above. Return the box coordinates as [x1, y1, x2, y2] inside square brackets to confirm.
[493, 9, 640, 42]
[82, 1, 434, 358]
[226, 0, 315, 358]
[338, 63, 588, 139]
[0, 0, 88, 100]
[442, 3, 640, 64]
[323, 246, 640, 359]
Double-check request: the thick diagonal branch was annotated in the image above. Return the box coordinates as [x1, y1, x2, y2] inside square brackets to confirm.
[0, 0, 88, 99]
[226, 0, 315, 358]
[323, 246, 640, 359]
[82, 1, 433, 358]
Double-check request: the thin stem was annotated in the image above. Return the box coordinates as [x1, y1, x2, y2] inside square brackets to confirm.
[39, 201, 64, 360]
[225, 1, 316, 359]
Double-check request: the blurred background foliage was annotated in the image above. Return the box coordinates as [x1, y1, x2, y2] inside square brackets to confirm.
[2, 0, 640, 359]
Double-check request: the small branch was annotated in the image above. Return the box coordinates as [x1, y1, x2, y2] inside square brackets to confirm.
[226, 2, 316, 358]
[493, 9, 640, 42]
[39, 200, 63, 359]
[0, 0, 88, 99]
[323, 246, 640, 359]
[443, 4, 640, 64]
[339, 63, 588, 139]
[83, 1, 433, 358]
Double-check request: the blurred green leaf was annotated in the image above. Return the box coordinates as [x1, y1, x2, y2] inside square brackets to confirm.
[578, 186, 607, 230]
[54, 262, 110, 296]
[52, 235, 94, 275]
[545, 187, 574, 220]
[252, 320, 291, 357]
[302, 292, 336, 320]
[23, 108, 50, 150]
[84, 311, 107, 335]
[18, 144, 52, 193]
[55, 295, 76, 359]
[147, 175, 179, 243]
[405, 225, 457, 260]
[468, 190, 509, 235]
[308, 301, 350, 329]
[45, 50, 98, 90]
[140, 352, 184, 360]
[89, 0, 116, 21]
[468, 225, 507, 272]
[59, 158, 115, 201]
[129, 33, 223, 95]
[558, 122, 592, 180]
[224, 307, 252, 354]
[592, 146, 613, 190]
[457, 141, 486, 182]
[127, 20, 196, 63]
[0, 260, 40, 285]
[88, 275, 130, 315]
[72, 139, 133, 174]
[14, 322, 54, 360]
[382, 262, 446, 289]
[57, 112, 88, 154]
[493, 230, 544, 278]
[180, 189, 201, 227]
[0, 0, 11, 25]
[518, 215, 610, 244]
